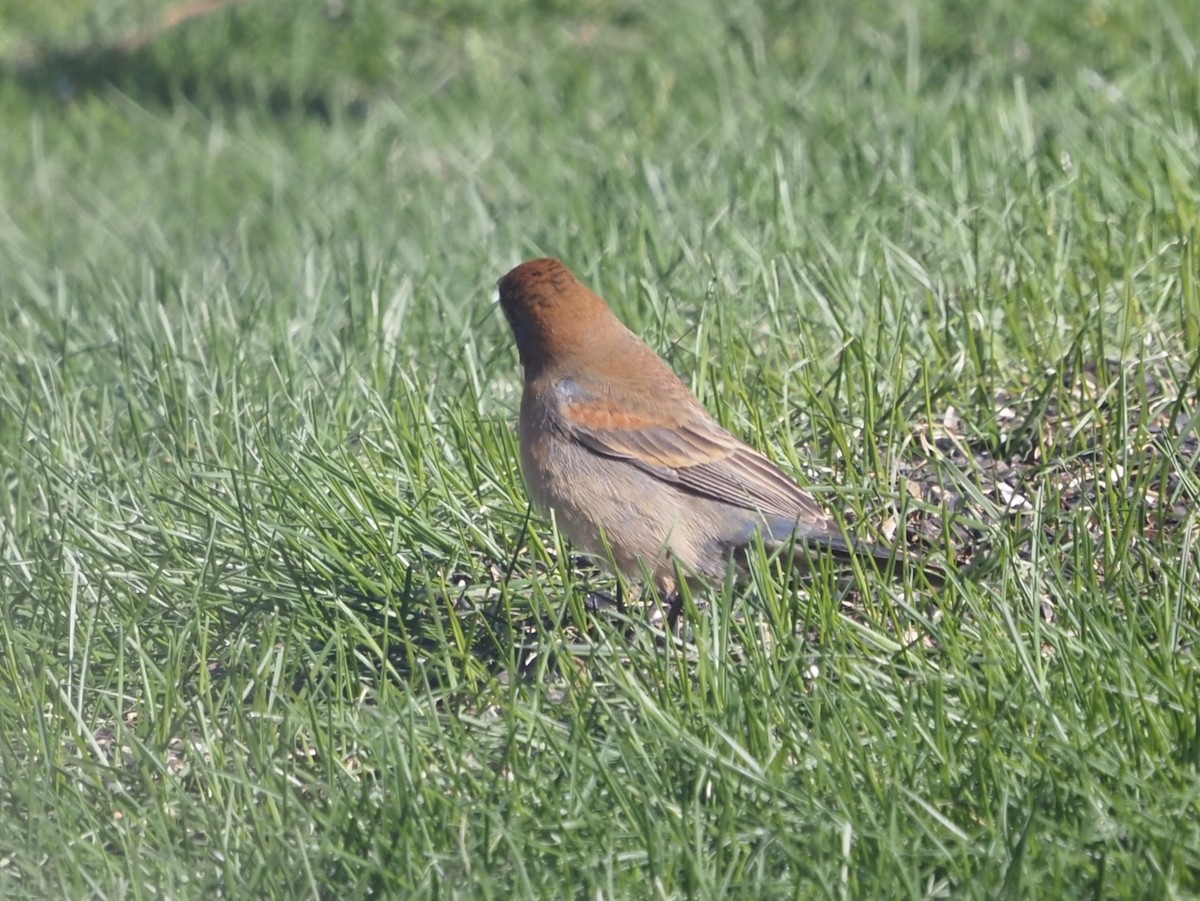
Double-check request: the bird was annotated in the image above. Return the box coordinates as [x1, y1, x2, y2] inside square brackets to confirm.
[496, 257, 941, 619]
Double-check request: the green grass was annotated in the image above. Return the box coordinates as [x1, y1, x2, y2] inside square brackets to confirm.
[1, 0, 1199, 896]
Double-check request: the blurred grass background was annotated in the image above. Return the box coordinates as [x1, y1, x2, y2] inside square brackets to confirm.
[1, 0, 1198, 897]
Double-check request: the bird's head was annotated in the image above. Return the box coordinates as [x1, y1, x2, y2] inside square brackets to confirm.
[497, 258, 614, 373]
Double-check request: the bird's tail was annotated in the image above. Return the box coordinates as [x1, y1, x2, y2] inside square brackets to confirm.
[756, 519, 946, 587]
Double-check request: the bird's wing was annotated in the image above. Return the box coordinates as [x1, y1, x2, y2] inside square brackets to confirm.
[551, 379, 830, 524]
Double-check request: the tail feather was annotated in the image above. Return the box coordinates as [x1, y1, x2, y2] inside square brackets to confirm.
[751, 518, 945, 586]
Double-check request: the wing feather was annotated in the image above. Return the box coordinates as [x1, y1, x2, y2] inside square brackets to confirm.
[552, 379, 829, 524]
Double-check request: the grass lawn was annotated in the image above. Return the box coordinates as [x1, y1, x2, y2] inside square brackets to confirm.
[1, 0, 1198, 896]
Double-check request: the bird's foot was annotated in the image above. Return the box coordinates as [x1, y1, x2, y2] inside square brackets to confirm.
[646, 590, 685, 638]
[583, 590, 621, 613]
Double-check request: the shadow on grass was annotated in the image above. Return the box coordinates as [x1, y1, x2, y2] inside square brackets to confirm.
[2, 0, 377, 122]
[270, 544, 620, 703]
[5, 41, 367, 123]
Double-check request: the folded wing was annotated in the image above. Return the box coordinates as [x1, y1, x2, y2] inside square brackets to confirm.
[552, 378, 832, 528]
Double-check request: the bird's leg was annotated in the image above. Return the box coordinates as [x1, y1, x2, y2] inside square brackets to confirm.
[664, 590, 684, 635]
[647, 588, 684, 635]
